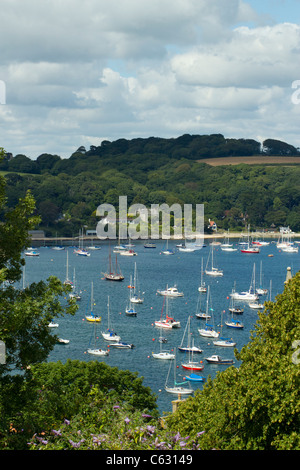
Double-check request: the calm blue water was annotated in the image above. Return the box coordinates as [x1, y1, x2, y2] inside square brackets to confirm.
[23, 239, 300, 414]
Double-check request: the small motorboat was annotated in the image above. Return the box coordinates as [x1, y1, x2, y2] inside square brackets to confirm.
[57, 338, 69, 344]
[152, 351, 175, 360]
[157, 286, 184, 297]
[205, 354, 234, 364]
[25, 250, 40, 256]
[184, 373, 206, 383]
[108, 341, 134, 349]
[87, 348, 109, 356]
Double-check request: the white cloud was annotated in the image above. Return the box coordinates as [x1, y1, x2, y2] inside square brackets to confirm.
[171, 23, 300, 88]
[0, 0, 299, 157]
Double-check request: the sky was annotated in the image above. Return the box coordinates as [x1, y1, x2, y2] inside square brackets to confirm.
[0, 0, 300, 159]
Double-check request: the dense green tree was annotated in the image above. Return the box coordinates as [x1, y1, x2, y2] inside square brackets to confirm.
[36, 153, 61, 172]
[263, 139, 300, 156]
[2, 136, 300, 234]
[0, 149, 77, 448]
[165, 272, 300, 450]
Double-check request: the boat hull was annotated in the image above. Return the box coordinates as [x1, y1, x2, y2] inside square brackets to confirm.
[104, 274, 124, 281]
[165, 386, 193, 395]
[205, 355, 234, 364]
[198, 329, 219, 338]
[108, 342, 134, 349]
[85, 316, 101, 322]
[184, 373, 205, 382]
[152, 352, 175, 360]
[87, 348, 109, 356]
[181, 362, 204, 371]
[213, 339, 236, 347]
[225, 321, 244, 329]
[178, 346, 203, 354]
[155, 321, 180, 329]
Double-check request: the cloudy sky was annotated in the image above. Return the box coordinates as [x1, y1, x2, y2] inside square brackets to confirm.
[0, 0, 300, 159]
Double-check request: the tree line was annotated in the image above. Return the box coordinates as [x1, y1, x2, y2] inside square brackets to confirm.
[1, 134, 300, 236]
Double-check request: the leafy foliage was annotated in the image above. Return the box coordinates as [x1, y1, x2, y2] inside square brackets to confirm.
[1, 135, 300, 236]
[0, 152, 77, 448]
[165, 273, 300, 450]
[28, 387, 202, 450]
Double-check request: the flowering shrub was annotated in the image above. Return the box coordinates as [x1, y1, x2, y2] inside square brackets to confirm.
[28, 401, 204, 450]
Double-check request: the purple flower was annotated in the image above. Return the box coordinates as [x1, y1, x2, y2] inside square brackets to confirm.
[69, 438, 85, 448]
[52, 429, 62, 437]
[173, 432, 181, 442]
[146, 425, 155, 435]
[36, 436, 48, 445]
[124, 417, 130, 425]
[64, 419, 70, 425]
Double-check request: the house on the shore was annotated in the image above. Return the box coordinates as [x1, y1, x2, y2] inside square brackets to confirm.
[208, 219, 217, 232]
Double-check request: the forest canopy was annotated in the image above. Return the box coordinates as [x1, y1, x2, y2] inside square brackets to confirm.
[1, 134, 300, 236]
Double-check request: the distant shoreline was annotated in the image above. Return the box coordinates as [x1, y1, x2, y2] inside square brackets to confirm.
[29, 231, 300, 245]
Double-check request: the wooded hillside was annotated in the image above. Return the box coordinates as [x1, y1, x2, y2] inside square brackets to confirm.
[1, 134, 300, 236]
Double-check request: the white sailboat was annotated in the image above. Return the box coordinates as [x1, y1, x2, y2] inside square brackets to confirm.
[205, 246, 223, 276]
[213, 310, 237, 347]
[220, 231, 238, 252]
[228, 286, 244, 314]
[178, 316, 203, 354]
[69, 268, 81, 300]
[154, 295, 180, 329]
[240, 225, 260, 254]
[103, 245, 124, 281]
[198, 288, 219, 338]
[87, 321, 109, 356]
[152, 326, 175, 360]
[74, 230, 90, 256]
[181, 338, 204, 371]
[195, 285, 211, 320]
[87, 236, 101, 250]
[125, 276, 137, 316]
[119, 247, 137, 256]
[130, 262, 144, 303]
[198, 258, 207, 292]
[101, 296, 121, 341]
[256, 261, 268, 295]
[178, 240, 196, 252]
[225, 307, 244, 328]
[165, 354, 193, 395]
[85, 282, 101, 322]
[248, 300, 264, 309]
[230, 264, 258, 302]
[161, 239, 174, 255]
[25, 249, 40, 256]
[64, 250, 74, 288]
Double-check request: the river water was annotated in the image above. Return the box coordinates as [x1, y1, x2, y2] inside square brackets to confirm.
[23, 238, 300, 414]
